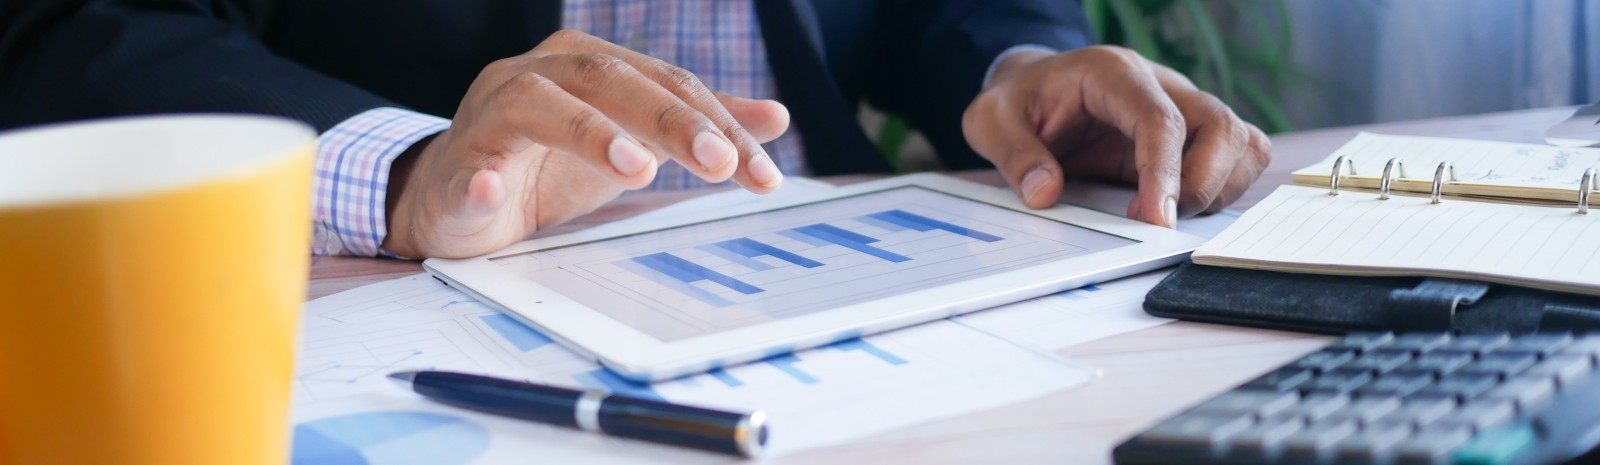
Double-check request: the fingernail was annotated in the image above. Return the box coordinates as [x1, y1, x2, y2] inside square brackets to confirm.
[692, 131, 734, 171]
[747, 151, 783, 187]
[1020, 166, 1051, 205]
[608, 136, 653, 175]
[1162, 196, 1178, 228]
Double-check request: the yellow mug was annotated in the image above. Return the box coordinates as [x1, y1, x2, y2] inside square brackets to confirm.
[0, 115, 314, 464]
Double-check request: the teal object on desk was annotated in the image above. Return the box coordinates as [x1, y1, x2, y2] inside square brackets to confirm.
[1452, 424, 1535, 465]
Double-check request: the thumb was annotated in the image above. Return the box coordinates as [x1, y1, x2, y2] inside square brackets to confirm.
[458, 169, 507, 219]
[963, 94, 1062, 209]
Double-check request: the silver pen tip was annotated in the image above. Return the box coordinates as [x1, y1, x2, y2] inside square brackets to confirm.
[387, 371, 419, 390]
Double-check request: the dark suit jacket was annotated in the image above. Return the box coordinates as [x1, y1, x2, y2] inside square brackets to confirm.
[0, 0, 1091, 174]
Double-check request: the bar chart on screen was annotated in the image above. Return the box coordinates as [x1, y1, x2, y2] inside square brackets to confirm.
[493, 187, 1136, 342]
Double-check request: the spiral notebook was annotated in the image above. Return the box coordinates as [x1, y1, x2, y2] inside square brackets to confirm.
[1290, 132, 1600, 204]
[1194, 134, 1600, 297]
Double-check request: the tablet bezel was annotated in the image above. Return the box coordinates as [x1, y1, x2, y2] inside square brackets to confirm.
[424, 173, 1204, 381]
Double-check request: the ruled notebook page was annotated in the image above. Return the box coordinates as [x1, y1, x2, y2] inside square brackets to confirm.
[1193, 185, 1600, 295]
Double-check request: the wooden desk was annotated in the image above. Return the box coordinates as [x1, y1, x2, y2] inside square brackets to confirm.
[306, 105, 1578, 464]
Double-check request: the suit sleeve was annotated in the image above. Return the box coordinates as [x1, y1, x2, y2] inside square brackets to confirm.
[0, 0, 392, 131]
[864, 0, 1094, 170]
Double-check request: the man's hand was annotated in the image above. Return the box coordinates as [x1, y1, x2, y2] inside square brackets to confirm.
[963, 45, 1271, 227]
[382, 30, 789, 258]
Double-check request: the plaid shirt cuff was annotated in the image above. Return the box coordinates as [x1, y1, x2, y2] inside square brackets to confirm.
[313, 107, 450, 257]
[983, 44, 1059, 89]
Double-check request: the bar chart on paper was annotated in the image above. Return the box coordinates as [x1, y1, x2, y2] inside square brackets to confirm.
[493, 187, 1137, 341]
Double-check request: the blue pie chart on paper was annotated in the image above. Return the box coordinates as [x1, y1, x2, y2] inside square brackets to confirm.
[291, 411, 490, 465]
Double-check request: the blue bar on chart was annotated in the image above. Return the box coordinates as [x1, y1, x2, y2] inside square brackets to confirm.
[827, 338, 908, 366]
[712, 237, 824, 268]
[696, 243, 775, 272]
[575, 369, 665, 402]
[855, 214, 911, 232]
[864, 210, 1004, 242]
[777, 229, 831, 246]
[617, 254, 761, 308]
[479, 313, 554, 352]
[631, 252, 764, 294]
[764, 353, 820, 384]
[791, 224, 910, 263]
[707, 367, 745, 388]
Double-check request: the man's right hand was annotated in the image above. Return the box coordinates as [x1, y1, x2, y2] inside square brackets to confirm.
[381, 30, 790, 259]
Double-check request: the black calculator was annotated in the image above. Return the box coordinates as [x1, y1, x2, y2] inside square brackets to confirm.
[1113, 332, 1600, 465]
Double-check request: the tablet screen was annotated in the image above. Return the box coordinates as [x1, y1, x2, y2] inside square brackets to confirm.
[491, 187, 1138, 342]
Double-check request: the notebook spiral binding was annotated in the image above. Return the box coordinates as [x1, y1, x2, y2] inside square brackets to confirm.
[1379, 158, 1406, 200]
[1327, 156, 1600, 214]
[1429, 161, 1458, 204]
[1327, 155, 1356, 196]
[1580, 168, 1596, 214]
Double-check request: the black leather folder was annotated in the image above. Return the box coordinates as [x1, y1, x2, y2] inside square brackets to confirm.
[1144, 260, 1600, 334]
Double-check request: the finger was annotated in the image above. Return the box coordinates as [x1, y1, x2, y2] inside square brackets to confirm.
[485, 71, 658, 189]
[718, 93, 789, 143]
[1206, 128, 1272, 213]
[962, 92, 1064, 209]
[634, 58, 781, 192]
[1150, 64, 1272, 214]
[1072, 47, 1185, 227]
[528, 53, 741, 184]
[537, 31, 780, 191]
[1170, 122, 1236, 217]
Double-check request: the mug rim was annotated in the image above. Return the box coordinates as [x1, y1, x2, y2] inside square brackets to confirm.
[0, 114, 315, 209]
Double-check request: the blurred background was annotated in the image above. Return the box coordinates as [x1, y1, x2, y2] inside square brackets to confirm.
[876, 0, 1600, 171]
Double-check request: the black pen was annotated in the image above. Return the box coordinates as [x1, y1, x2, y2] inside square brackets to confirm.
[387, 370, 768, 457]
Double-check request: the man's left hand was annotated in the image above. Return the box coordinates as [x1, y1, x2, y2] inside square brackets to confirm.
[963, 46, 1272, 227]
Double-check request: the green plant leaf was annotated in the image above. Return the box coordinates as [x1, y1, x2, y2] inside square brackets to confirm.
[1235, 78, 1293, 133]
[1082, 0, 1110, 43]
[1273, 0, 1293, 94]
[1179, 0, 1234, 104]
[1108, 0, 1163, 61]
[876, 115, 909, 171]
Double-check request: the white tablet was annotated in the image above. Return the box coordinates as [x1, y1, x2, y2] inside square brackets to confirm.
[424, 173, 1204, 381]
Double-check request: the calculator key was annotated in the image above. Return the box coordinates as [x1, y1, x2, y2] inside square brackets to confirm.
[1324, 395, 1402, 425]
[1302, 368, 1374, 395]
[1280, 393, 1350, 422]
[1225, 415, 1304, 459]
[1345, 351, 1413, 374]
[1393, 426, 1472, 465]
[1523, 354, 1594, 387]
[1281, 418, 1359, 460]
[1396, 353, 1475, 378]
[1190, 389, 1299, 417]
[1434, 333, 1510, 355]
[1294, 349, 1357, 372]
[1137, 413, 1254, 452]
[1244, 367, 1316, 392]
[1560, 334, 1600, 361]
[1458, 353, 1538, 379]
[1357, 372, 1435, 397]
[1390, 397, 1457, 428]
[1416, 374, 1499, 402]
[1333, 332, 1395, 352]
[1389, 333, 1452, 353]
[1501, 333, 1572, 355]
[1334, 420, 1413, 462]
[1483, 376, 1555, 411]
[1432, 400, 1515, 432]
